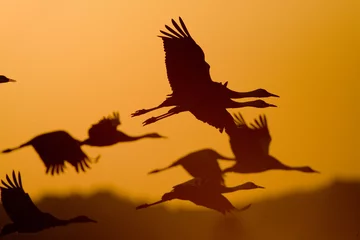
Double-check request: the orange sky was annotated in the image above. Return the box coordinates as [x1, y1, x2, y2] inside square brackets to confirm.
[0, 0, 359, 209]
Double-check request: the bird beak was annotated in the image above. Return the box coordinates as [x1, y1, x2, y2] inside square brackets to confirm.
[160, 135, 168, 139]
[313, 169, 321, 174]
[270, 93, 279, 98]
[268, 104, 277, 107]
[90, 219, 97, 223]
[257, 185, 265, 189]
[8, 79, 16, 82]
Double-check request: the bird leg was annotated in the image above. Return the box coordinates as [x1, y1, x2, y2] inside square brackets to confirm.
[135, 199, 167, 210]
[142, 111, 177, 126]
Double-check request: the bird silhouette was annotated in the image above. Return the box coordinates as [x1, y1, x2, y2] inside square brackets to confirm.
[148, 148, 236, 184]
[136, 177, 263, 214]
[0, 75, 16, 84]
[1, 131, 99, 175]
[131, 17, 278, 133]
[81, 112, 166, 147]
[223, 113, 319, 174]
[0, 171, 97, 237]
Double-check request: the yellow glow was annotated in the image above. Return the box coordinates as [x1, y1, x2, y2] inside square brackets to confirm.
[0, 0, 359, 209]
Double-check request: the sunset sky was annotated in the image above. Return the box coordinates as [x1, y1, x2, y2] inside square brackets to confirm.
[0, 0, 359, 210]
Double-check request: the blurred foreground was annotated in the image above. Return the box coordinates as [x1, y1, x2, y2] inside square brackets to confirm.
[0, 179, 359, 240]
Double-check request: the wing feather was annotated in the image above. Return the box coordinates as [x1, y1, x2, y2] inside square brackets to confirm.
[0, 171, 44, 223]
[159, 17, 213, 94]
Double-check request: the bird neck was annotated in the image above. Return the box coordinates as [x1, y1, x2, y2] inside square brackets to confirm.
[125, 133, 154, 141]
[226, 88, 259, 99]
[228, 100, 259, 108]
[221, 184, 252, 193]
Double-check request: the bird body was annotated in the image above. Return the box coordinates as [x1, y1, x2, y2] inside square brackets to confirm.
[148, 148, 236, 184]
[0, 75, 16, 84]
[223, 113, 319, 174]
[0, 171, 96, 237]
[81, 112, 166, 147]
[131, 17, 278, 132]
[1, 130, 97, 175]
[136, 177, 263, 214]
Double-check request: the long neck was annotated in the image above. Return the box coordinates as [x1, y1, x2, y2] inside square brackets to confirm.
[126, 133, 154, 141]
[226, 88, 260, 99]
[221, 184, 253, 193]
[227, 100, 260, 108]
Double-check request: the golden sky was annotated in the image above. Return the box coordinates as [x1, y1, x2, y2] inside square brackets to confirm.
[0, 0, 359, 209]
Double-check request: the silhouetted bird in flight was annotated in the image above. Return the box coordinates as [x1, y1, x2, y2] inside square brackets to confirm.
[2, 131, 99, 175]
[131, 17, 278, 133]
[0, 171, 97, 237]
[0, 75, 16, 84]
[148, 148, 236, 184]
[223, 113, 319, 174]
[81, 112, 166, 147]
[136, 177, 263, 214]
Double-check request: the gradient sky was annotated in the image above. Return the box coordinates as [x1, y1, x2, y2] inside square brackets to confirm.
[0, 0, 359, 209]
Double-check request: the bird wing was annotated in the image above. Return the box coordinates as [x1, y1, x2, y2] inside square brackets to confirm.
[0, 171, 44, 223]
[232, 112, 271, 155]
[88, 112, 121, 139]
[190, 107, 236, 133]
[248, 114, 272, 154]
[158, 17, 213, 94]
[190, 192, 237, 214]
[31, 131, 93, 175]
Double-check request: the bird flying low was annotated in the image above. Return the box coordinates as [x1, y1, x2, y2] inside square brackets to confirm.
[1, 131, 99, 175]
[0, 171, 97, 237]
[81, 112, 166, 147]
[131, 17, 278, 133]
[136, 177, 264, 214]
[223, 113, 320, 174]
[148, 148, 236, 184]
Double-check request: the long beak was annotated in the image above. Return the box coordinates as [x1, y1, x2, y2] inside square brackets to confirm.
[268, 104, 277, 107]
[8, 79, 16, 82]
[270, 93, 279, 98]
[257, 185, 265, 189]
[90, 219, 97, 223]
[160, 135, 168, 139]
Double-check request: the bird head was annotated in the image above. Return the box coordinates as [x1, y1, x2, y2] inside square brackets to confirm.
[239, 182, 265, 190]
[0, 75, 16, 83]
[300, 166, 320, 173]
[251, 100, 277, 108]
[69, 215, 97, 224]
[252, 88, 279, 98]
[146, 133, 167, 139]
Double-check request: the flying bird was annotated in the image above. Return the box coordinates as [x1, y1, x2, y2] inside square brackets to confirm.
[0, 75, 16, 84]
[136, 177, 263, 214]
[81, 112, 166, 147]
[131, 17, 278, 132]
[2, 131, 99, 175]
[148, 148, 236, 184]
[0, 171, 97, 237]
[223, 113, 319, 174]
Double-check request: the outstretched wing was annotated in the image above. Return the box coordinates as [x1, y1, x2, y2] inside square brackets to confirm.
[32, 131, 94, 175]
[88, 112, 121, 139]
[248, 114, 272, 154]
[0, 171, 44, 223]
[159, 17, 213, 94]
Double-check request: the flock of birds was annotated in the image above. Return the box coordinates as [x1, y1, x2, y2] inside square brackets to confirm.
[0, 17, 319, 237]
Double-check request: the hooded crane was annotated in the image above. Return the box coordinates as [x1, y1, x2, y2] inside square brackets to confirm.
[0, 75, 16, 84]
[0, 171, 97, 237]
[136, 177, 264, 214]
[81, 112, 166, 147]
[131, 17, 278, 133]
[2, 131, 99, 175]
[223, 113, 319, 174]
[148, 148, 236, 184]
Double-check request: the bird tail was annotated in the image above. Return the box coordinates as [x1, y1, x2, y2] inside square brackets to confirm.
[2, 142, 30, 153]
